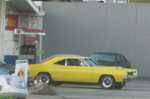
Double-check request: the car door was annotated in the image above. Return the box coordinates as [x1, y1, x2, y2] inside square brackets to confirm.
[50, 58, 83, 82]
[50, 58, 68, 81]
[64, 58, 98, 83]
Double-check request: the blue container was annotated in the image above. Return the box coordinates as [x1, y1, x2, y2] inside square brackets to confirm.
[4, 55, 18, 65]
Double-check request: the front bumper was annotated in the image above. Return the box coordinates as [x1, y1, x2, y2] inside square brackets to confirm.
[127, 70, 138, 80]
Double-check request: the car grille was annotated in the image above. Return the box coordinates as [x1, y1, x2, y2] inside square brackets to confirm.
[128, 72, 134, 76]
[127, 71, 136, 76]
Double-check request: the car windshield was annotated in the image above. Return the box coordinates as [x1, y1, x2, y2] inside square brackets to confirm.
[82, 58, 96, 66]
[90, 53, 131, 68]
[42, 56, 55, 63]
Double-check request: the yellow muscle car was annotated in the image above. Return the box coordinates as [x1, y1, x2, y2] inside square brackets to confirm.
[29, 54, 128, 89]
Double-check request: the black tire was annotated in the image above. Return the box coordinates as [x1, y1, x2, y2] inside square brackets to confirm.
[34, 73, 52, 85]
[115, 81, 126, 89]
[100, 75, 115, 89]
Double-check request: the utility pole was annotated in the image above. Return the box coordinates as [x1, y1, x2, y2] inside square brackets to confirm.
[0, 0, 6, 61]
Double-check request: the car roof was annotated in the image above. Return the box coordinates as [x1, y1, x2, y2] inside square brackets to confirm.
[93, 52, 123, 56]
[51, 54, 83, 58]
[43, 54, 85, 62]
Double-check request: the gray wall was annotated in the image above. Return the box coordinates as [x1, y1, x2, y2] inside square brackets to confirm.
[43, 3, 150, 78]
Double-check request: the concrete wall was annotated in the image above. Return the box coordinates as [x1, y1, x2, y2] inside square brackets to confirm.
[43, 3, 150, 78]
[4, 30, 17, 55]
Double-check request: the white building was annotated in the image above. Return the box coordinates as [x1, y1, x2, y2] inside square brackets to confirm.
[0, 0, 45, 63]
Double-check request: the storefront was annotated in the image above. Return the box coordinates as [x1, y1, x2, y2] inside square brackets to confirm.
[14, 28, 45, 63]
[3, 0, 45, 64]
[1, 0, 45, 63]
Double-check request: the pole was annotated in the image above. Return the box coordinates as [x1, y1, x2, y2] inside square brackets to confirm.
[39, 35, 42, 63]
[0, 0, 6, 61]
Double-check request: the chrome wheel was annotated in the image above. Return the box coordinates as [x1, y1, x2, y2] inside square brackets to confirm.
[34, 73, 51, 85]
[101, 76, 114, 89]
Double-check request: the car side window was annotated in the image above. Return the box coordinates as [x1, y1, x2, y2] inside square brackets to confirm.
[67, 59, 82, 66]
[55, 59, 66, 66]
[115, 55, 121, 63]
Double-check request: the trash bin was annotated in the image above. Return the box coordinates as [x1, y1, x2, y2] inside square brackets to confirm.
[4, 55, 18, 65]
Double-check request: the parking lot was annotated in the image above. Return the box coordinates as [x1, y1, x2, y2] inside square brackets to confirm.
[28, 80, 150, 99]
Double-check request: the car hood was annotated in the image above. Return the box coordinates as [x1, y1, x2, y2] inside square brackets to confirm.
[123, 68, 137, 72]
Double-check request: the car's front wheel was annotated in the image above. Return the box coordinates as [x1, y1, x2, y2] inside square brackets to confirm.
[34, 73, 52, 85]
[115, 81, 126, 89]
[100, 75, 115, 89]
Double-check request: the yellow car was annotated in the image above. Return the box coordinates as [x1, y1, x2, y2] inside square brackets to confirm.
[29, 54, 128, 89]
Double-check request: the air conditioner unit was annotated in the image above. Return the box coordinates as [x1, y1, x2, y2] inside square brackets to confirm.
[14, 28, 24, 35]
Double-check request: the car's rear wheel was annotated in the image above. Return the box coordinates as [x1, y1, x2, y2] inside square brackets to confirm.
[34, 73, 52, 85]
[100, 75, 115, 89]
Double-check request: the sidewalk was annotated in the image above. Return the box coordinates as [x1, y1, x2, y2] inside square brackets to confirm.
[28, 84, 65, 99]
[27, 95, 65, 99]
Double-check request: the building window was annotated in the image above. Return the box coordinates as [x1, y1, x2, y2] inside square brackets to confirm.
[6, 15, 18, 30]
[67, 59, 82, 66]
[113, 0, 128, 3]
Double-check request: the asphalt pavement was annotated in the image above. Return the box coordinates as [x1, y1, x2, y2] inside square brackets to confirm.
[27, 80, 150, 99]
